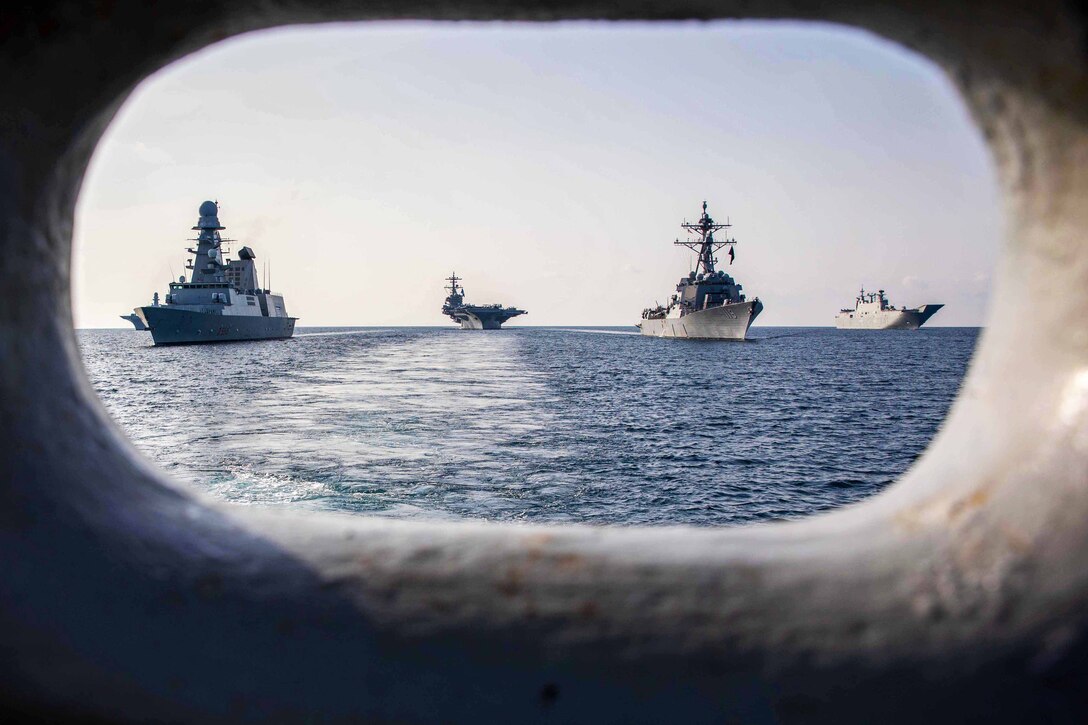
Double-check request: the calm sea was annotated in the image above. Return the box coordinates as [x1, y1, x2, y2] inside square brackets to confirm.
[78, 326, 978, 526]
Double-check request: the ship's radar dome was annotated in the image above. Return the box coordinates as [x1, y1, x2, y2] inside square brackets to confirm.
[193, 200, 225, 230]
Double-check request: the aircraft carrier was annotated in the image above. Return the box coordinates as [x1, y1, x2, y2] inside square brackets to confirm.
[140, 201, 296, 345]
[638, 201, 762, 340]
[835, 288, 943, 329]
[442, 273, 526, 329]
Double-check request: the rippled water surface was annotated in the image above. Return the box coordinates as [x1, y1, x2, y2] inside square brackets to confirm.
[79, 326, 978, 525]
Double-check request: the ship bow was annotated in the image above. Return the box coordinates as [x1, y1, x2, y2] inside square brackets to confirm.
[916, 304, 944, 326]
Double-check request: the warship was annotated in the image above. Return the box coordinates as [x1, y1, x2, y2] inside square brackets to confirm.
[441, 273, 526, 329]
[120, 312, 147, 330]
[120, 292, 162, 330]
[140, 201, 296, 345]
[835, 288, 943, 329]
[638, 201, 763, 340]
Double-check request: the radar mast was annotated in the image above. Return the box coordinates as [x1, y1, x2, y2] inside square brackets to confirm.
[675, 200, 736, 276]
[445, 272, 463, 297]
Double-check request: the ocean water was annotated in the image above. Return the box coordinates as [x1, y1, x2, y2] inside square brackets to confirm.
[78, 326, 978, 526]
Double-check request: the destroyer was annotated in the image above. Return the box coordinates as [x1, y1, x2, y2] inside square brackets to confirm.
[835, 288, 943, 329]
[638, 201, 762, 340]
[441, 273, 526, 329]
[140, 201, 296, 345]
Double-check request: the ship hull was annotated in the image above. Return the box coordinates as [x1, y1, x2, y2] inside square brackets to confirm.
[834, 304, 943, 330]
[456, 314, 502, 330]
[140, 306, 296, 345]
[449, 307, 524, 330]
[638, 299, 763, 340]
[121, 310, 148, 330]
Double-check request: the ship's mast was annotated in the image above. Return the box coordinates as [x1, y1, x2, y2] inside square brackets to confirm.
[674, 200, 736, 276]
[445, 272, 463, 297]
[184, 200, 230, 285]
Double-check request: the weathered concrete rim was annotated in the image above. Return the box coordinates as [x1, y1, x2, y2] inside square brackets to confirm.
[3, 1, 1087, 721]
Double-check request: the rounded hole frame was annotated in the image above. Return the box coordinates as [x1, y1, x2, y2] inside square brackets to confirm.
[2, 2, 1087, 722]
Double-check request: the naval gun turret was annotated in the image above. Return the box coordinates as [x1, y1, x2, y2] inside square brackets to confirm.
[441, 273, 526, 330]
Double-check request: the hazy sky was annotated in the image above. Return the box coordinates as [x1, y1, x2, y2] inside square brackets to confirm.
[73, 21, 1000, 328]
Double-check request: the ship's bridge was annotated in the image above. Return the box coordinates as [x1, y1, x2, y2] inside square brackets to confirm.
[674, 270, 746, 311]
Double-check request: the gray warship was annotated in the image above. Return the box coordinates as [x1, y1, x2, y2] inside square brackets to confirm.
[120, 292, 162, 330]
[638, 201, 763, 340]
[140, 201, 296, 345]
[835, 288, 943, 329]
[120, 312, 147, 330]
[442, 273, 526, 329]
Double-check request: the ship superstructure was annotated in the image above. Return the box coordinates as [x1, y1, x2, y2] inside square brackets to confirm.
[140, 201, 296, 345]
[638, 201, 762, 340]
[835, 288, 943, 330]
[441, 273, 526, 329]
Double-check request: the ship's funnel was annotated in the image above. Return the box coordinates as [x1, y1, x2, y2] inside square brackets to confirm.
[193, 200, 224, 230]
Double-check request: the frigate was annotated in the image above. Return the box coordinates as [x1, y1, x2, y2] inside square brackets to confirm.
[835, 288, 943, 329]
[441, 273, 526, 329]
[638, 201, 763, 340]
[140, 201, 296, 345]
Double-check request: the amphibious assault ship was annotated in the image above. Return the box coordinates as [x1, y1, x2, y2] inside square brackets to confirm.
[638, 201, 762, 340]
[120, 292, 163, 330]
[120, 312, 147, 330]
[835, 288, 943, 330]
[442, 273, 526, 329]
[140, 201, 296, 345]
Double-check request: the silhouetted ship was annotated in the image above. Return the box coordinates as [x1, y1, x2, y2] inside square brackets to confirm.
[121, 292, 163, 330]
[120, 312, 147, 330]
[441, 273, 526, 329]
[638, 201, 762, 340]
[835, 288, 943, 329]
[140, 201, 296, 345]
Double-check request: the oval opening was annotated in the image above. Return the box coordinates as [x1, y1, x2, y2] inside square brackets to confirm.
[73, 21, 1000, 526]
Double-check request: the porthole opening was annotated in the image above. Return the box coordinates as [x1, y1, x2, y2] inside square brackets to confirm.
[73, 21, 1000, 526]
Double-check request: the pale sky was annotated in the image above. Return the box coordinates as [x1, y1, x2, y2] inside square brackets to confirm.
[73, 21, 1000, 328]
